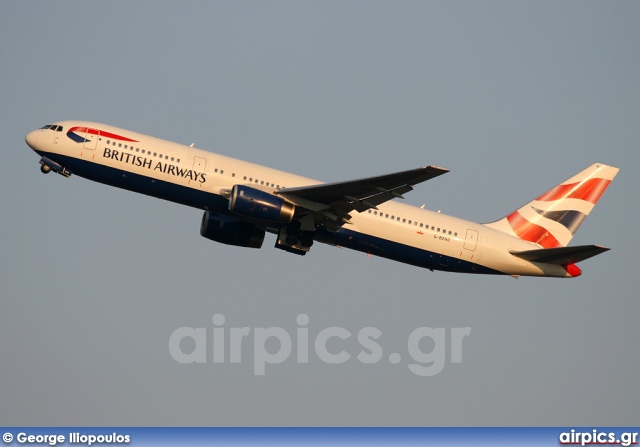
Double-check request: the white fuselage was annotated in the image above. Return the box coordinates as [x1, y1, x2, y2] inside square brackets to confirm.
[25, 121, 581, 278]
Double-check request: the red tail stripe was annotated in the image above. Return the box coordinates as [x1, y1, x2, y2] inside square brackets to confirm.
[536, 178, 611, 204]
[507, 212, 562, 248]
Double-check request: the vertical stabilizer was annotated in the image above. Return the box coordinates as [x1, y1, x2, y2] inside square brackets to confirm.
[484, 163, 619, 248]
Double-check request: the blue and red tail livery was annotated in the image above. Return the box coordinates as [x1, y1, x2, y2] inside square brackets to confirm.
[487, 163, 618, 250]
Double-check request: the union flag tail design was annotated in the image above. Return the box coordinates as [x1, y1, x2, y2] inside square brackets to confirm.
[485, 163, 619, 248]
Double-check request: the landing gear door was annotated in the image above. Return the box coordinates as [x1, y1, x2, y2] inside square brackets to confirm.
[83, 128, 100, 150]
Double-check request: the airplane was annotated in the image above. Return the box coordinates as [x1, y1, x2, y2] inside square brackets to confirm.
[25, 121, 619, 278]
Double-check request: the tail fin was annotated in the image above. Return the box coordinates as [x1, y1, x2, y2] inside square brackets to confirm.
[485, 163, 619, 248]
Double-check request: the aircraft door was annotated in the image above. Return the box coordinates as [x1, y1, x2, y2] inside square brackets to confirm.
[193, 156, 207, 171]
[464, 229, 478, 251]
[83, 128, 100, 150]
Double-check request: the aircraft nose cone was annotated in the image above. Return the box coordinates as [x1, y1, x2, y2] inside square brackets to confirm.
[25, 130, 39, 150]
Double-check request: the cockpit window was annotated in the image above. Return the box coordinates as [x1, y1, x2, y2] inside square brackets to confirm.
[40, 124, 63, 131]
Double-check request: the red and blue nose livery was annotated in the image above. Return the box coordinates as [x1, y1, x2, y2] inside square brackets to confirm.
[66, 126, 138, 144]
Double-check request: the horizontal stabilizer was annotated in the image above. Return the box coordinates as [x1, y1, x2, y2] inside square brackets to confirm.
[509, 244, 610, 265]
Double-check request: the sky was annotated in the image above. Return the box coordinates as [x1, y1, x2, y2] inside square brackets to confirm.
[1, 1, 639, 426]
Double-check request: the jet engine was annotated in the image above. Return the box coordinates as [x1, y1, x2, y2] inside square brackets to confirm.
[200, 211, 265, 248]
[228, 185, 295, 223]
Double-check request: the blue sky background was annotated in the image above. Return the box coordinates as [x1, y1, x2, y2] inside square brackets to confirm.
[1, 1, 639, 425]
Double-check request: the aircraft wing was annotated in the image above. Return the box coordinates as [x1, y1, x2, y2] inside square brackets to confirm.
[276, 166, 448, 229]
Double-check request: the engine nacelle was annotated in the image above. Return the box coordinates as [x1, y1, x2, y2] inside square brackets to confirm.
[228, 185, 295, 223]
[200, 211, 265, 248]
